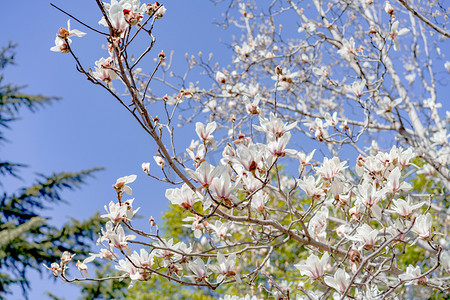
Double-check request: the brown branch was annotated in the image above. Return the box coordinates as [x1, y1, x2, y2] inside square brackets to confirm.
[396, 0, 450, 38]
[50, 3, 108, 36]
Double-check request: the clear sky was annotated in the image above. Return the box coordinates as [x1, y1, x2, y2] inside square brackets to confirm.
[1, 1, 233, 298]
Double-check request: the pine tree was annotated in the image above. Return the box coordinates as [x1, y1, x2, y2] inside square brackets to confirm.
[0, 43, 104, 299]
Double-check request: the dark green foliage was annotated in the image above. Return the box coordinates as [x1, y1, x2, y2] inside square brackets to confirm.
[0, 43, 103, 299]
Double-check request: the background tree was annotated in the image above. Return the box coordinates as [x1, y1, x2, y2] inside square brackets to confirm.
[0, 43, 104, 299]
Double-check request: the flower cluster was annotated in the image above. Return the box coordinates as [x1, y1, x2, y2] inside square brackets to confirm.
[48, 0, 449, 298]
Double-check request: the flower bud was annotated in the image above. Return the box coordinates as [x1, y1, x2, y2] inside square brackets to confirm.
[349, 249, 361, 263]
[58, 27, 70, 38]
[159, 50, 166, 62]
[275, 65, 283, 75]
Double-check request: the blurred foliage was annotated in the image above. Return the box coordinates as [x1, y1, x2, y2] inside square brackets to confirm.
[0, 43, 103, 299]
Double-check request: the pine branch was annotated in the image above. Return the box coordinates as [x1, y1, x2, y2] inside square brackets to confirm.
[0, 217, 45, 248]
[0, 42, 16, 70]
[0, 161, 26, 179]
[1, 167, 104, 222]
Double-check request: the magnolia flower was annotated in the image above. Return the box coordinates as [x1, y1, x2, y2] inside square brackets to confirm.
[349, 202, 363, 221]
[210, 174, 236, 205]
[376, 97, 402, 116]
[272, 70, 299, 90]
[324, 112, 338, 128]
[234, 42, 255, 61]
[187, 257, 210, 282]
[250, 191, 268, 212]
[153, 4, 167, 19]
[115, 258, 141, 287]
[350, 79, 366, 98]
[385, 167, 412, 193]
[234, 143, 263, 173]
[390, 21, 409, 51]
[61, 251, 75, 264]
[398, 265, 424, 285]
[412, 213, 432, 240]
[196, 121, 217, 148]
[394, 147, 415, 168]
[416, 163, 436, 177]
[108, 225, 136, 255]
[165, 183, 200, 209]
[324, 268, 351, 294]
[430, 129, 449, 146]
[312, 66, 329, 79]
[253, 112, 297, 139]
[308, 206, 329, 240]
[99, 0, 129, 35]
[391, 197, 425, 218]
[357, 181, 383, 208]
[316, 157, 347, 181]
[211, 253, 241, 283]
[240, 173, 263, 193]
[243, 95, 260, 115]
[122, 198, 140, 220]
[92, 57, 118, 86]
[44, 262, 62, 277]
[141, 162, 150, 174]
[114, 249, 152, 283]
[131, 248, 154, 269]
[337, 37, 357, 60]
[183, 215, 209, 239]
[101, 201, 128, 224]
[297, 175, 324, 199]
[76, 260, 89, 278]
[120, 0, 146, 25]
[210, 220, 232, 240]
[186, 162, 224, 188]
[346, 224, 379, 250]
[50, 37, 72, 54]
[441, 251, 450, 273]
[297, 149, 315, 170]
[154, 155, 165, 168]
[384, 1, 394, 14]
[114, 174, 137, 195]
[216, 71, 227, 84]
[89, 248, 118, 261]
[153, 238, 183, 265]
[58, 19, 87, 39]
[50, 20, 86, 53]
[294, 252, 330, 280]
[266, 132, 296, 157]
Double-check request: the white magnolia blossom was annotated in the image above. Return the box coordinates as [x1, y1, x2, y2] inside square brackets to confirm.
[294, 252, 330, 280]
[398, 265, 424, 285]
[412, 213, 433, 240]
[114, 174, 137, 195]
[390, 197, 425, 218]
[210, 253, 241, 283]
[389, 21, 410, 51]
[324, 268, 351, 295]
[50, 20, 86, 53]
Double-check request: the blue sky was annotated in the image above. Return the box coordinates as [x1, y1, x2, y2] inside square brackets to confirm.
[1, 1, 233, 298]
